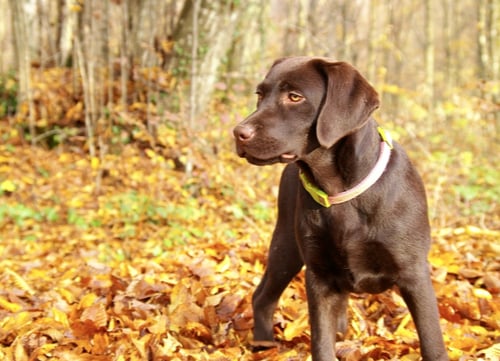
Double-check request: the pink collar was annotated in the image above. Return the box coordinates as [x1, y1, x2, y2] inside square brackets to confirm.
[299, 127, 393, 207]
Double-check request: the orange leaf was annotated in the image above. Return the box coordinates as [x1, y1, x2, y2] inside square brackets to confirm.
[80, 302, 108, 329]
[283, 313, 309, 341]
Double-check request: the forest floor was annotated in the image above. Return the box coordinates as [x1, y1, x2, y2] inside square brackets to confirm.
[0, 121, 499, 361]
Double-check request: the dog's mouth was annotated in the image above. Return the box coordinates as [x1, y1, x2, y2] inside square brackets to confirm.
[240, 152, 298, 165]
[280, 153, 298, 162]
[235, 139, 298, 165]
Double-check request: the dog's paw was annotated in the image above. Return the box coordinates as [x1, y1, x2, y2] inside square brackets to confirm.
[249, 339, 279, 352]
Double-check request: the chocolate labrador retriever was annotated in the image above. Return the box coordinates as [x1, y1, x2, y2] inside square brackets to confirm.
[233, 57, 448, 361]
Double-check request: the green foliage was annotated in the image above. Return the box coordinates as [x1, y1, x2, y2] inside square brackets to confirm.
[0, 72, 17, 117]
[67, 208, 92, 229]
[0, 204, 58, 228]
[452, 163, 499, 216]
[105, 191, 205, 226]
[227, 200, 273, 222]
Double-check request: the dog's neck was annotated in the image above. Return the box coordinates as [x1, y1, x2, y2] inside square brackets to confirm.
[300, 120, 383, 198]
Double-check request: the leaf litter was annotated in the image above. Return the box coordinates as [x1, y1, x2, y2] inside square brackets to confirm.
[0, 124, 499, 361]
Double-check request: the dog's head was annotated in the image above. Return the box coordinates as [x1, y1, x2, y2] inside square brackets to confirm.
[233, 56, 379, 165]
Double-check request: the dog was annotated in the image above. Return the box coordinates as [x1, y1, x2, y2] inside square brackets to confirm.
[233, 57, 448, 361]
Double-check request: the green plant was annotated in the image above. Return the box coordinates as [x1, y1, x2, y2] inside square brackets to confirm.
[0, 72, 18, 117]
[0, 203, 59, 227]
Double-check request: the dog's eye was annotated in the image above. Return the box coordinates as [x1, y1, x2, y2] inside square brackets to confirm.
[288, 92, 303, 102]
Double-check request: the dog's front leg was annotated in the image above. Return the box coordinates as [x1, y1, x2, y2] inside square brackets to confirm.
[306, 268, 348, 361]
[398, 267, 449, 361]
[252, 228, 303, 344]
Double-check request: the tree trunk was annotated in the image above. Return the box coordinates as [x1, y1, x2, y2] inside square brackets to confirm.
[169, 0, 243, 121]
[8, 0, 36, 144]
[442, 0, 453, 90]
[53, 0, 65, 66]
[490, 0, 499, 82]
[477, 0, 489, 79]
[189, 0, 200, 127]
[477, 0, 500, 130]
[366, 0, 377, 83]
[424, 0, 435, 120]
[223, 0, 268, 101]
[475, 0, 499, 81]
[282, 0, 303, 56]
[74, 0, 113, 157]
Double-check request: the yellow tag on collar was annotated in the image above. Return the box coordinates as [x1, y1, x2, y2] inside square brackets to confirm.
[299, 171, 332, 207]
[377, 127, 394, 149]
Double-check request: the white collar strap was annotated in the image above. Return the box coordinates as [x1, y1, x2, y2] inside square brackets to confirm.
[299, 127, 393, 207]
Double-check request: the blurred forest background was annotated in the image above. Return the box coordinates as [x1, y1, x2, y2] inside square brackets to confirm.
[0, 0, 498, 226]
[0, 1, 499, 360]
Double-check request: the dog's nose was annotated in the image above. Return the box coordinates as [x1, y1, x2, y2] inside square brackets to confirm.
[233, 124, 255, 142]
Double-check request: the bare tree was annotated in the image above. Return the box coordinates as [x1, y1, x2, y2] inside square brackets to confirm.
[282, 0, 304, 56]
[477, 0, 499, 82]
[169, 0, 244, 121]
[189, 0, 200, 127]
[424, 0, 435, 118]
[74, 0, 119, 157]
[8, 0, 36, 144]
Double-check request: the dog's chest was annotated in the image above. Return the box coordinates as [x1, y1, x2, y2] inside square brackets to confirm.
[297, 207, 399, 294]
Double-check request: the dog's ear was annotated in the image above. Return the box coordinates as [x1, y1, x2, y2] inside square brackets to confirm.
[312, 60, 380, 148]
